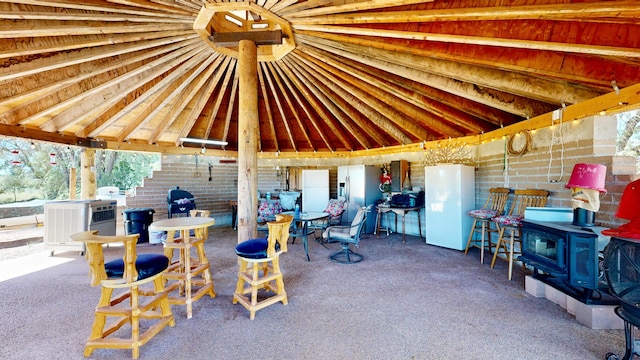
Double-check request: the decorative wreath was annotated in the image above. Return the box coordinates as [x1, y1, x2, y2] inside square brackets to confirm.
[507, 130, 532, 156]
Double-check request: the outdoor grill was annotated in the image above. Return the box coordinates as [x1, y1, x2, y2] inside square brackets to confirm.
[167, 187, 196, 218]
[602, 179, 640, 360]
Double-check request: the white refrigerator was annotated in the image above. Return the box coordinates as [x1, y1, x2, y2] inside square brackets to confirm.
[301, 169, 329, 212]
[424, 164, 475, 250]
[337, 165, 380, 233]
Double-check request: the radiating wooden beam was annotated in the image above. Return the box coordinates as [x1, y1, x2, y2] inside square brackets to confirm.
[286, 54, 374, 149]
[1, 0, 194, 17]
[267, 62, 315, 151]
[273, 61, 334, 151]
[261, 62, 297, 151]
[290, 1, 640, 24]
[294, 24, 640, 59]
[257, 62, 279, 152]
[280, 58, 355, 150]
[0, 33, 199, 83]
[298, 44, 494, 133]
[281, 0, 433, 18]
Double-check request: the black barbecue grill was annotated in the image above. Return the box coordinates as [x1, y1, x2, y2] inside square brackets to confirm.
[167, 187, 196, 218]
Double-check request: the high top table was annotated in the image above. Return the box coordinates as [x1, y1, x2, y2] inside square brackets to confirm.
[149, 216, 216, 319]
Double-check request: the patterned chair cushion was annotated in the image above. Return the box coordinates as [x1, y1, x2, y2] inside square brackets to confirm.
[467, 209, 499, 219]
[324, 199, 345, 218]
[257, 200, 282, 223]
[492, 214, 524, 227]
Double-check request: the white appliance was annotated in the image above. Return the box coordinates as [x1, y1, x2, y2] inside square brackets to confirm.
[424, 164, 475, 250]
[337, 165, 380, 233]
[44, 199, 117, 256]
[301, 169, 329, 212]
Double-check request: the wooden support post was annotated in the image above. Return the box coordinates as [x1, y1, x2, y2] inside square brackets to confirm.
[80, 149, 96, 199]
[69, 167, 77, 199]
[237, 39, 259, 243]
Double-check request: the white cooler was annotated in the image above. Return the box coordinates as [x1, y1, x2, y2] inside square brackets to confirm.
[524, 207, 573, 222]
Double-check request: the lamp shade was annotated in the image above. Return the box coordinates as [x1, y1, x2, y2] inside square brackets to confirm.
[565, 163, 607, 193]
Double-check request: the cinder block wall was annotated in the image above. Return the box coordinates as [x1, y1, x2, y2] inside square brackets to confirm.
[473, 115, 636, 229]
[126, 156, 282, 225]
[125, 115, 636, 230]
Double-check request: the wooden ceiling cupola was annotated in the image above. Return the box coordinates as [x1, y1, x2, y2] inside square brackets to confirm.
[194, 2, 296, 61]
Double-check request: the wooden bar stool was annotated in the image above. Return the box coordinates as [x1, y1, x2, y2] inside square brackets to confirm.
[71, 231, 175, 359]
[491, 189, 549, 280]
[233, 214, 293, 320]
[149, 214, 216, 319]
[464, 187, 511, 263]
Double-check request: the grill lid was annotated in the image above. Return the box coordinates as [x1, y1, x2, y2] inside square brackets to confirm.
[167, 187, 195, 203]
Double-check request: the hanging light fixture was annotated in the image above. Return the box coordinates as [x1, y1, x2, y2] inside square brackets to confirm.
[11, 150, 20, 165]
[179, 137, 228, 146]
[49, 153, 57, 166]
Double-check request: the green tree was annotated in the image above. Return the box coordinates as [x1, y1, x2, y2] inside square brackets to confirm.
[95, 150, 158, 192]
[0, 138, 159, 203]
[0, 166, 28, 202]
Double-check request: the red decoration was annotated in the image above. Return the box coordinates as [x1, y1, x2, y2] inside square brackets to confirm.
[11, 150, 20, 165]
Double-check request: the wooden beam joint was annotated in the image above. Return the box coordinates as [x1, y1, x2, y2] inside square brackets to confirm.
[209, 30, 284, 47]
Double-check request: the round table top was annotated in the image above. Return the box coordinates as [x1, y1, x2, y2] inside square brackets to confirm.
[149, 216, 215, 231]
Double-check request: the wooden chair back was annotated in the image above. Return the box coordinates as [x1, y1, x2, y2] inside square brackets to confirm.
[190, 209, 211, 217]
[484, 187, 511, 214]
[267, 214, 293, 257]
[189, 209, 212, 239]
[506, 189, 550, 217]
[71, 230, 141, 287]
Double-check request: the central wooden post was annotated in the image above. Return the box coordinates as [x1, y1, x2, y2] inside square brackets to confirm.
[237, 39, 259, 243]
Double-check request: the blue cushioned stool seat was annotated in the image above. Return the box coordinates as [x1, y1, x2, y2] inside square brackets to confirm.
[105, 253, 169, 281]
[235, 238, 281, 259]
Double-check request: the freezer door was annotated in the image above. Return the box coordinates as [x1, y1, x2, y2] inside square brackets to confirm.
[302, 169, 329, 212]
[424, 164, 475, 250]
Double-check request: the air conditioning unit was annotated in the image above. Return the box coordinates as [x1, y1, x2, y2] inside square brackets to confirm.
[44, 200, 116, 256]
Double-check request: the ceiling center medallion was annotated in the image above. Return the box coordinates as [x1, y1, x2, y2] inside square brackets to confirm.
[194, 2, 295, 62]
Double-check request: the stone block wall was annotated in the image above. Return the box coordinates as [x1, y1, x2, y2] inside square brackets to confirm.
[473, 115, 636, 229]
[124, 115, 636, 231]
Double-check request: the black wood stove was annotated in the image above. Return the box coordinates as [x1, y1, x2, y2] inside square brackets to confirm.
[519, 220, 616, 305]
[167, 187, 196, 218]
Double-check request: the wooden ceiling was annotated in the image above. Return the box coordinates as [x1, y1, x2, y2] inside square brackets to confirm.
[1, 0, 639, 155]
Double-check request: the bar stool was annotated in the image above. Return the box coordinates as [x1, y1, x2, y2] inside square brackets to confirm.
[233, 214, 293, 320]
[71, 231, 175, 359]
[491, 189, 549, 280]
[464, 187, 511, 263]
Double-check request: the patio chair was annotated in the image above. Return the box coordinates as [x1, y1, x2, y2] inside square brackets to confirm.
[70, 230, 175, 359]
[309, 199, 346, 244]
[490, 189, 550, 280]
[464, 187, 511, 264]
[323, 205, 372, 264]
[233, 214, 294, 320]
